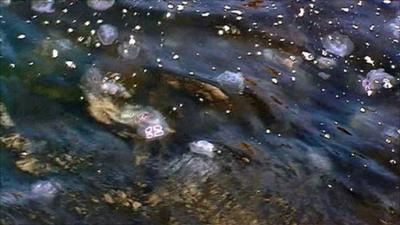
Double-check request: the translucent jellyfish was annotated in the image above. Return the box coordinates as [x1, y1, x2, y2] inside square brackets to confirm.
[87, 0, 115, 11]
[133, 108, 171, 140]
[189, 140, 215, 158]
[318, 72, 331, 80]
[118, 105, 172, 141]
[387, 15, 400, 38]
[362, 68, 396, 96]
[97, 24, 118, 46]
[317, 56, 337, 69]
[38, 39, 73, 58]
[117, 35, 141, 60]
[322, 32, 354, 57]
[0, 0, 11, 7]
[101, 82, 130, 97]
[30, 180, 61, 200]
[31, 0, 55, 13]
[216, 71, 245, 93]
[263, 48, 302, 68]
[81, 67, 130, 98]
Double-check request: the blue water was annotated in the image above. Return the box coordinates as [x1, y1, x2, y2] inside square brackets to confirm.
[0, 1, 399, 225]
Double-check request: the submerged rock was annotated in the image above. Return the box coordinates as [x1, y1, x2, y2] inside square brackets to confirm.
[15, 156, 52, 175]
[164, 153, 219, 179]
[97, 24, 118, 46]
[31, 0, 55, 13]
[322, 32, 354, 57]
[162, 74, 229, 102]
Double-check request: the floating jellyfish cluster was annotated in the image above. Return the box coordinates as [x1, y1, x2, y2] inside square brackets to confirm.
[0, 0, 399, 225]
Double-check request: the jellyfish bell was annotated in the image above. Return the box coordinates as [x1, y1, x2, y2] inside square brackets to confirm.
[30, 180, 61, 200]
[189, 140, 216, 158]
[87, 0, 115, 11]
[216, 71, 245, 94]
[31, 0, 55, 13]
[132, 108, 171, 141]
[118, 35, 141, 60]
[97, 24, 118, 46]
[322, 32, 354, 57]
[387, 15, 400, 38]
[317, 56, 337, 69]
[362, 68, 396, 95]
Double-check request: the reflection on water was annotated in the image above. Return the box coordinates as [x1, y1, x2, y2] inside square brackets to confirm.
[0, 1, 399, 225]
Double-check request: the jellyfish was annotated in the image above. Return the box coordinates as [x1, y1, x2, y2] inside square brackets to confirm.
[216, 71, 245, 93]
[362, 68, 396, 96]
[30, 180, 61, 200]
[97, 24, 118, 46]
[122, 106, 172, 141]
[322, 32, 354, 57]
[87, 0, 115, 11]
[189, 140, 216, 158]
[317, 56, 337, 69]
[31, 0, 55, 13]
[387, 15, 400, 38]
[117, 35, 141, 60]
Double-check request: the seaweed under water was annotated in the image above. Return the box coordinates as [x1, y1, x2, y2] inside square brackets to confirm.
[0, 0, 399, 225]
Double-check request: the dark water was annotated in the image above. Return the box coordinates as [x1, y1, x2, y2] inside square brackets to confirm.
[0, 1, 399, 225]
